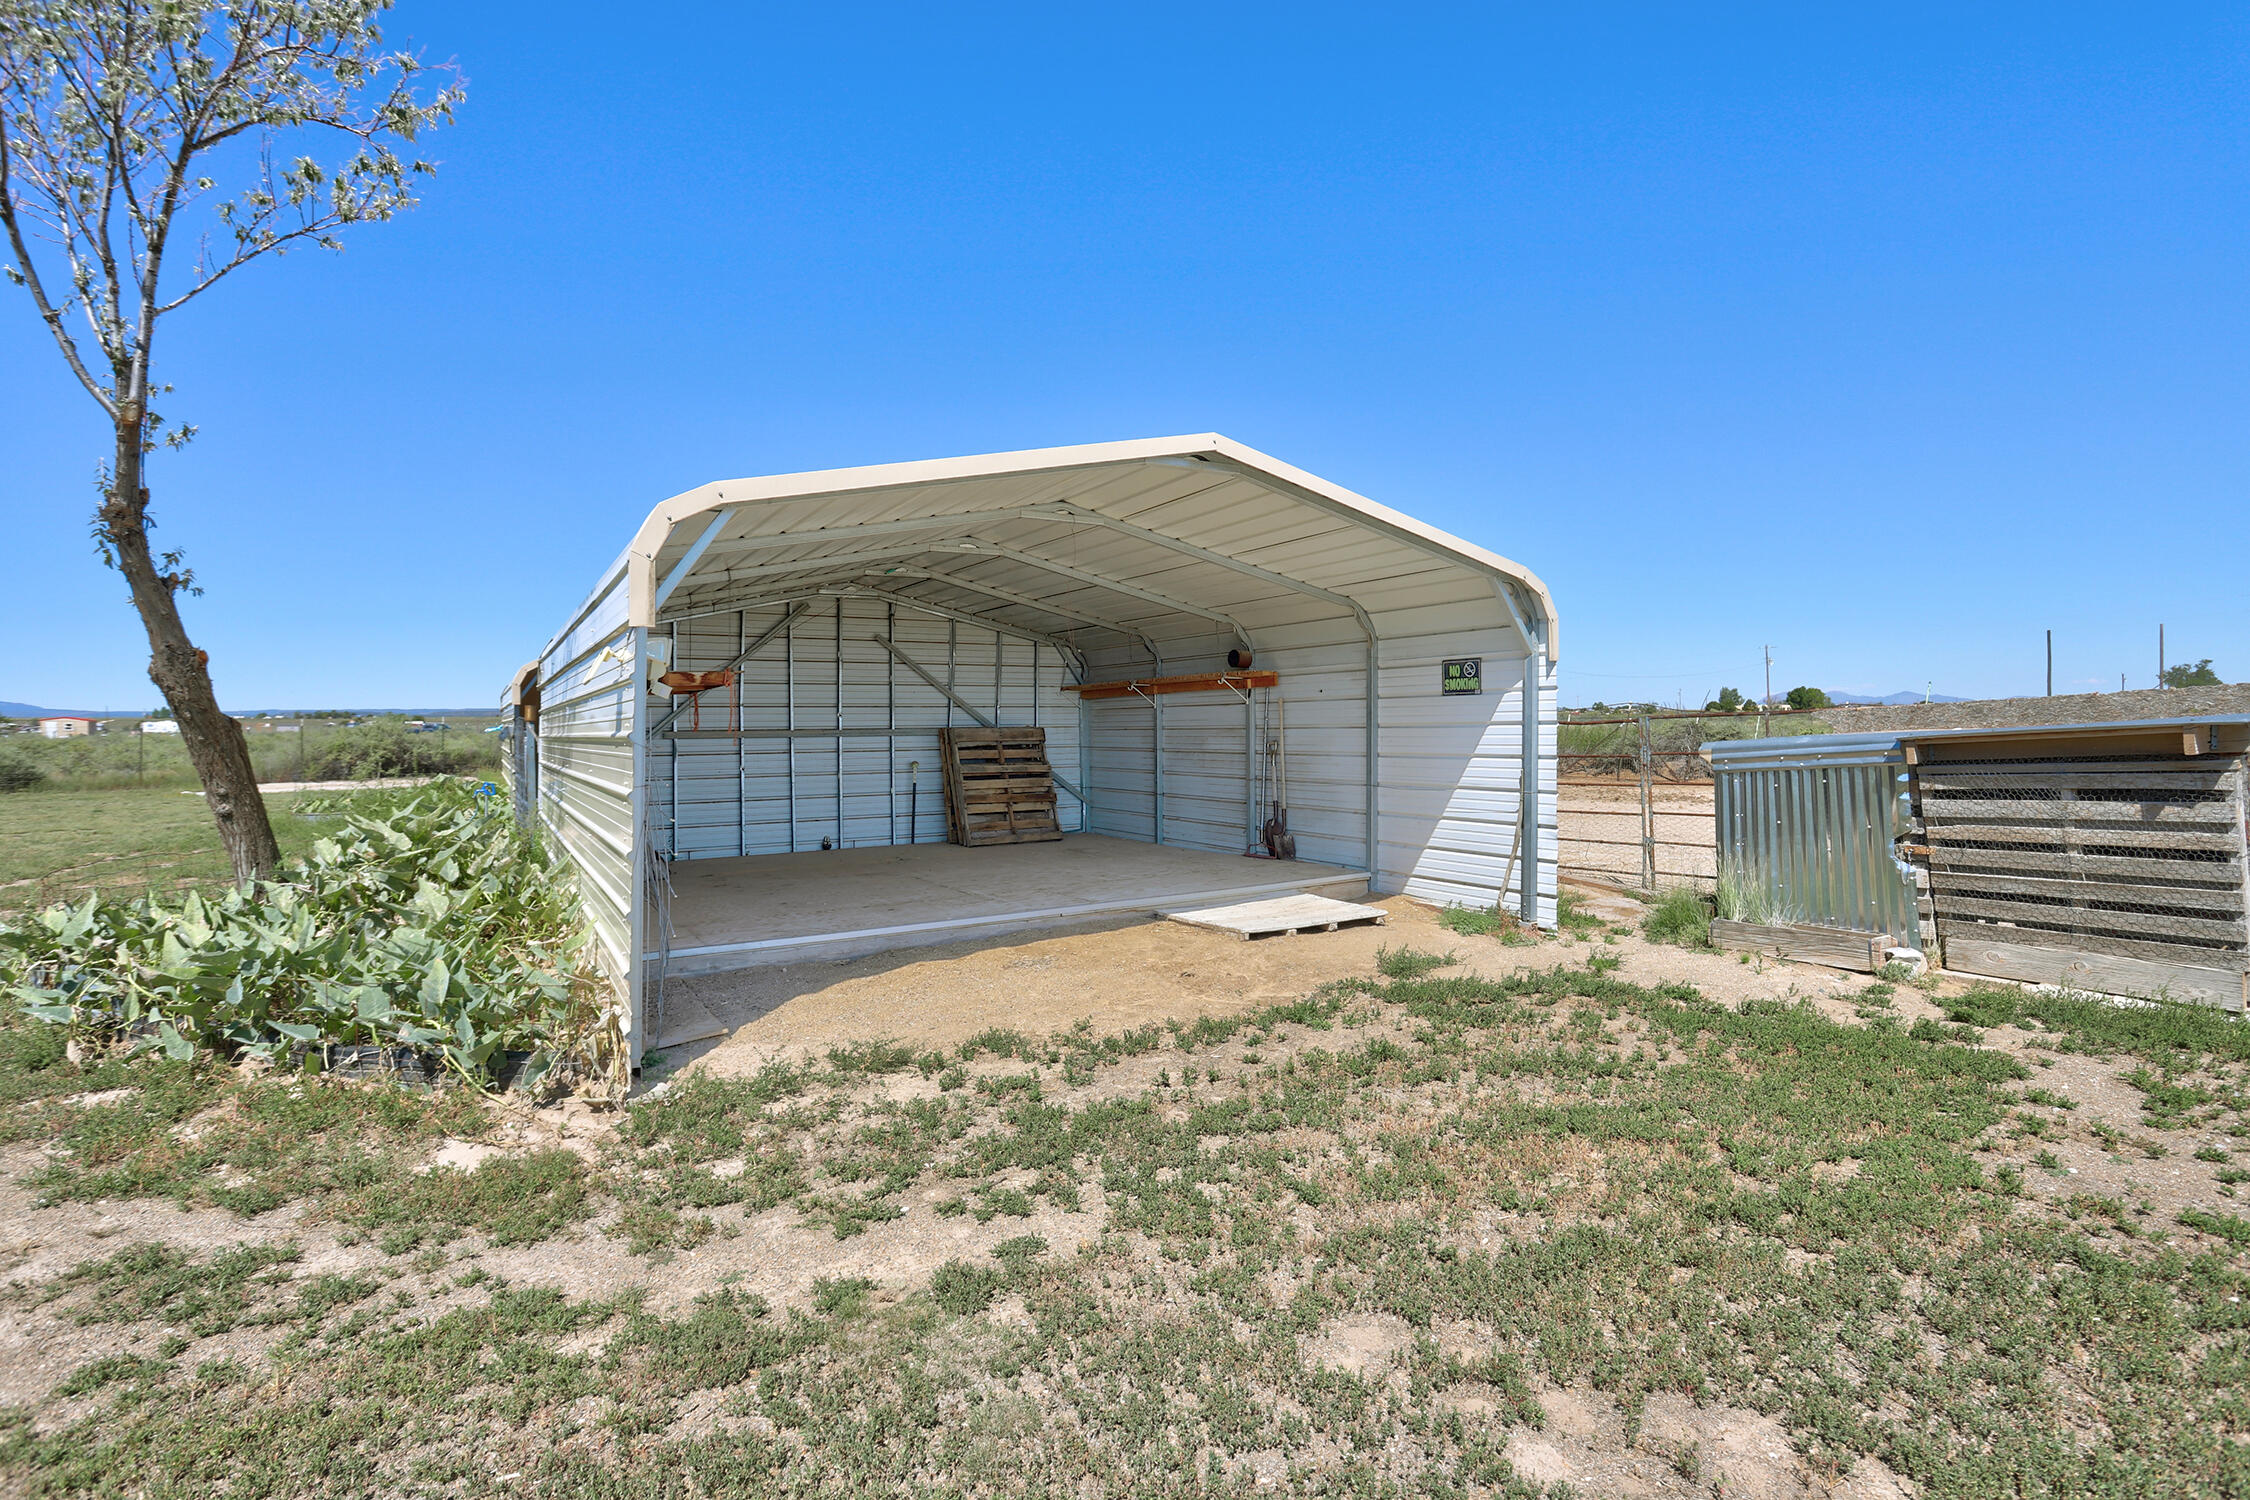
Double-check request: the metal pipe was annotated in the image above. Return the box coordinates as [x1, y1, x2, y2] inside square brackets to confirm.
[668, 728, 679, 859]
[1494, 582, 1545, 922]
[785, 613, 796, 852]
[835, 597, 844, 850]
[886, 600, 897, 845]
[1245, 683, 1258, 851]
[626, 624, 650, 1070]
[1152, 684, 1165, 845]
[736, 610, 747, 857]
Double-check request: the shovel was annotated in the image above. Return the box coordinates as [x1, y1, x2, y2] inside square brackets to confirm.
[1262, 698, 1297, 861]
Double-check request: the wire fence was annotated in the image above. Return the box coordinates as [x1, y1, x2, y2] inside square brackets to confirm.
[1556, 707, 1829, 893]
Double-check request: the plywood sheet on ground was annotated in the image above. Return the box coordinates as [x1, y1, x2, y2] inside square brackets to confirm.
[1161, 892, 1386, 939]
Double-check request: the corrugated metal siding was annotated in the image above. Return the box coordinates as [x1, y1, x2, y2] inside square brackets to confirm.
[1082, 630, 1371, 865]
[533, 573, 640, 1050]
[1713, 758, 1916, 938]
[1374, 616, 1556, 927]
[648, 596, 1083, 858]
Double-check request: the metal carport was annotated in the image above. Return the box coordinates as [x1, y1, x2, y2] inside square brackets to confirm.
[500, 434, 1559, 1064]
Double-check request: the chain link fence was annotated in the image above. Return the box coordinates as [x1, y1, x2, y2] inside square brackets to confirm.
[1557, 707, 1829, 893]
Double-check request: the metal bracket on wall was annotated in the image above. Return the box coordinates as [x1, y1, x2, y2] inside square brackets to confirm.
[651, 600, 812, 737]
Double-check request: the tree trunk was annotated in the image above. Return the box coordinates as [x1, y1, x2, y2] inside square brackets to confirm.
[104, 412, 281, 884]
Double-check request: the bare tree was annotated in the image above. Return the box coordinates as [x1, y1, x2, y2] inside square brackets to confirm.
[0, 1, 460, 880]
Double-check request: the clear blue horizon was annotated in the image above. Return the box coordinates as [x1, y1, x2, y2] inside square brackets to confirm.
[3, 4, 2245, 713]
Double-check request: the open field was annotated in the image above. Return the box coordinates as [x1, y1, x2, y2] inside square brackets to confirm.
[0, 717, 502, 915]
[0, 787, 367, 915]
[0, 716, 500, 794]
[6, 901, 2249, 1497]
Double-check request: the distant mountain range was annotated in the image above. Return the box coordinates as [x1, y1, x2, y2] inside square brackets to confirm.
[1, 701, 492, 719]
[1820, 691, 1970, 706]
[0, 701, 114, 719]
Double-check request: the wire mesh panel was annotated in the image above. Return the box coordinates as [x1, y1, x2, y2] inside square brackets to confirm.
[1917, 754, 2250, 971]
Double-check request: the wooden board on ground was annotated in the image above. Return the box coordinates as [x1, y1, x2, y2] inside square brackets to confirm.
[1161, 892, 1386, 940]
[938, 727, 1063, 846]
[1711, 919, 1892, 973]
[1939, 934, 2247, 1013]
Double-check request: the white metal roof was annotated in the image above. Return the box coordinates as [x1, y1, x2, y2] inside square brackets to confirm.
[598, 434, 1557, 664]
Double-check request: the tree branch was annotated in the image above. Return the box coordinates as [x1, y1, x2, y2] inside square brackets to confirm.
[0, 119, 113, 413]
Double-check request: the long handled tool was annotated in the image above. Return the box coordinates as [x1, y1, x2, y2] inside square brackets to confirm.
[1262, 698, 1296, 860]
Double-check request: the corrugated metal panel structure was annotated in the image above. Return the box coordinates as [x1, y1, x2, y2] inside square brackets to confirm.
[647, 596, 1084, 856]
[504, 435, 1560, 1064]
[1707, 716, 2250, 1009]
[1707, 734, 1918, 940]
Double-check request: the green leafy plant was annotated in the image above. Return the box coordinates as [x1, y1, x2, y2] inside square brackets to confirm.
[2, 782, 607, 1088]
[1640, 887, 1712, 949]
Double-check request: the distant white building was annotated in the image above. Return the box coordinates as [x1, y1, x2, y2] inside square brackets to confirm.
[139, 718, 181, 735]
[39, 716, 94, 738]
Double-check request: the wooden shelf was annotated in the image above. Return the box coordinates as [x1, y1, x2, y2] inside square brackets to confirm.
[1065, 670, 1278, 701]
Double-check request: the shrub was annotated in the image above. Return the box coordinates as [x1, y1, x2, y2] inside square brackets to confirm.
[0, 747, 44, 792]
[1641, 887, 1712, 949]
[303, 717, 490, 781]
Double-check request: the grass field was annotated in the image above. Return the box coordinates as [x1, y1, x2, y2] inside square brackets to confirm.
[0, 787, 364, 914]
[5, 941, 2249, 1497]
[0, 716, 506, 916]
[0, 716, 500, 794]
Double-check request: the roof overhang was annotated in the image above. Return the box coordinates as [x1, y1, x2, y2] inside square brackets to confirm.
[607, 434, 1557, 662]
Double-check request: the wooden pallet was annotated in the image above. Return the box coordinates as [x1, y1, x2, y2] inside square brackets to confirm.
[938, 727, 1063, 846]
[1160, 893, 1386, 939]
[1914, 754, 2250, 977]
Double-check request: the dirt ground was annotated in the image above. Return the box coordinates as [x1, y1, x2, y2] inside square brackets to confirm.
[663, 887, 1862, 1076]
[8, 894, 2245, 1497]
[1558, 777, 1717, 889]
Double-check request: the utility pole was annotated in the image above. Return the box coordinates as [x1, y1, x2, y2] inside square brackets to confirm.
[2045, 630, 2052, 697]
[2158, 624, 2166, 688]
[1763, 645, 1772, 709]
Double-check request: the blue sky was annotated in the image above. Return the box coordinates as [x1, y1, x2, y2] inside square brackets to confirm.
[3, 3, 2245, 711]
